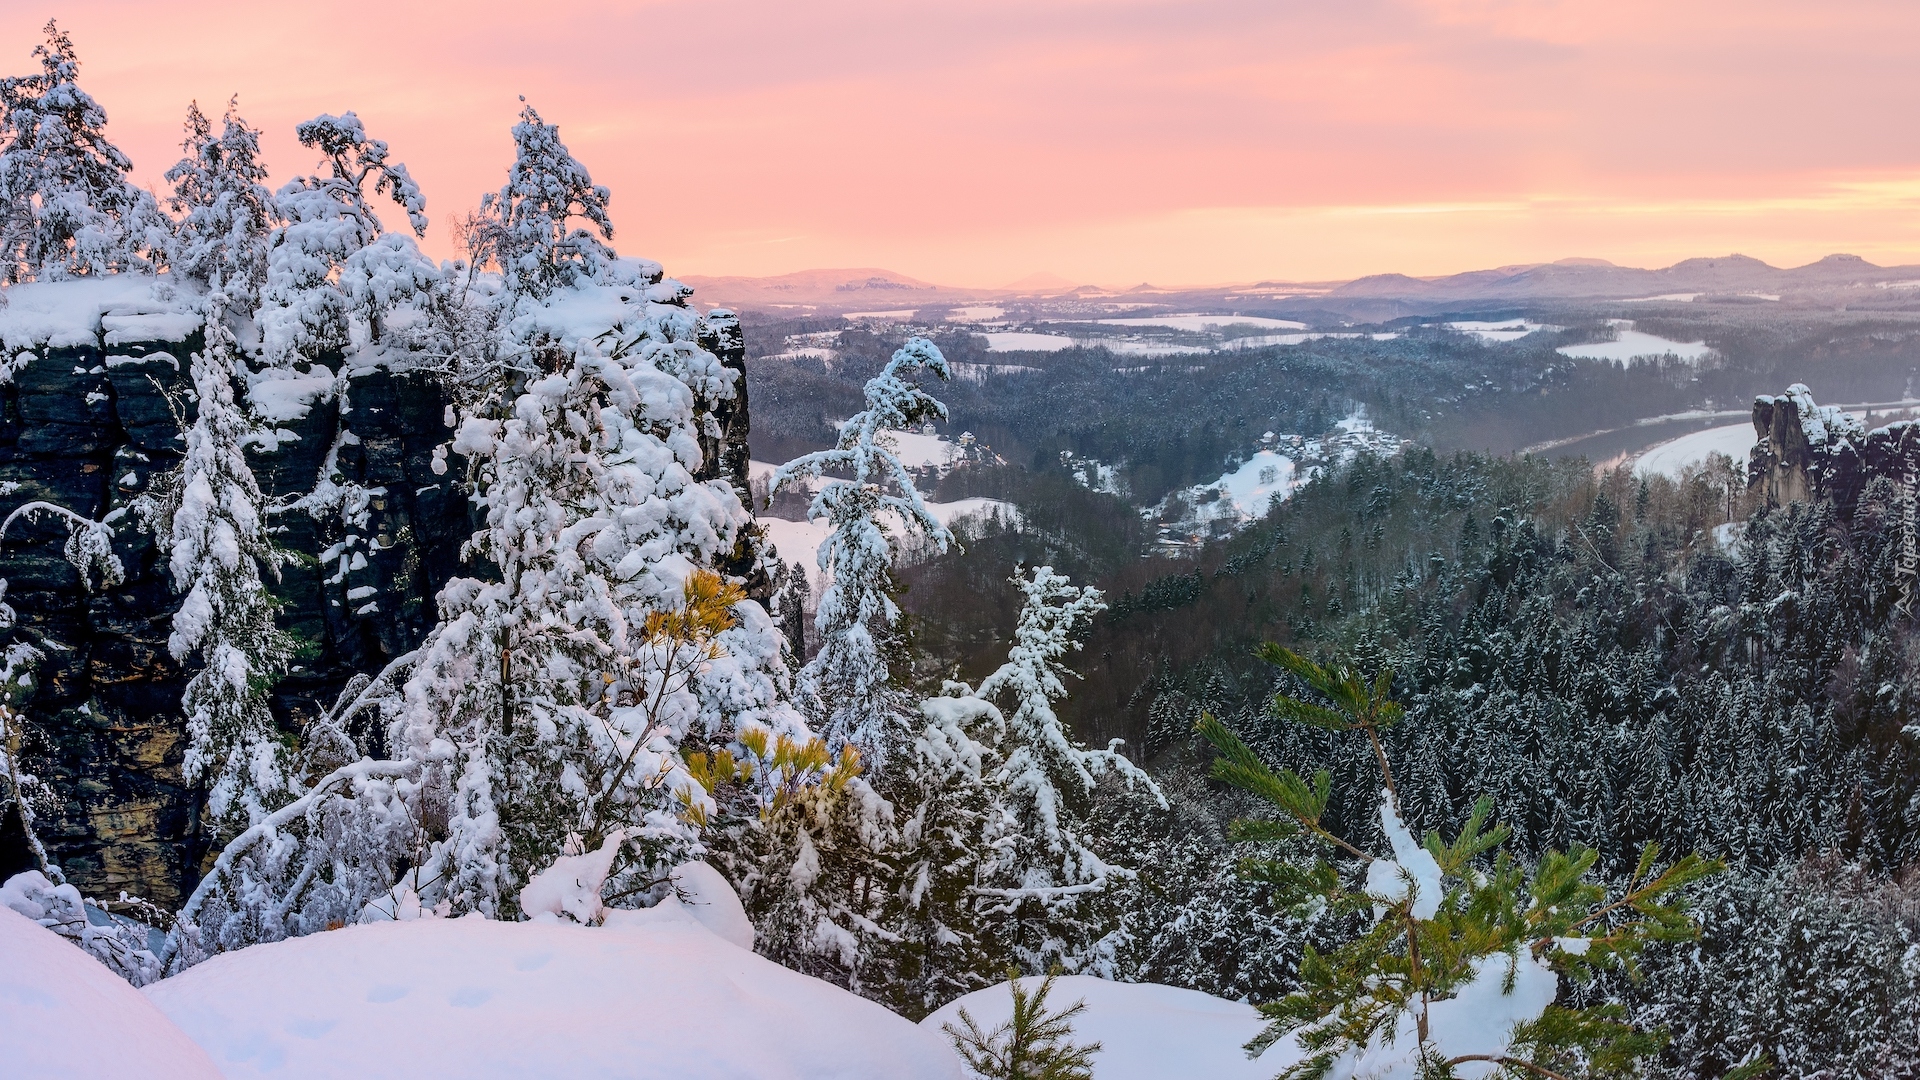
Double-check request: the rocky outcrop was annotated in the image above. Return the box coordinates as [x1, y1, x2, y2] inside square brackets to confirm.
[0, 283, 760, 908]
[1748, 383, 1920, 513]
[0, 330, 470, 908]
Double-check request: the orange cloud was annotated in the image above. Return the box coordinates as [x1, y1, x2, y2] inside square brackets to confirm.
[5, 1, 1920, 286]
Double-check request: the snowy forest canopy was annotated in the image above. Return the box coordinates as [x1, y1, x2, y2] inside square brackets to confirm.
[0, 20, 1917, 1080]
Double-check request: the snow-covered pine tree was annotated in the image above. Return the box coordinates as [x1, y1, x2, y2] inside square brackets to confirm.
[726, 339, 955, 1000]
[951, 566, 1163, 975]
[942, 968, 1101, 1080]
[165, 97, 275, 306]
[389, 307, 806, 917]
[770, 337, 954, 764]
[470, 101, 614, 302]
[0, 20, 168, 283]
[261, 111, 434, 364]
[156, 295, 297, 836]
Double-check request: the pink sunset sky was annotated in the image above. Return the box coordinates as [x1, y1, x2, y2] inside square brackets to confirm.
[9, 1, 1920, 288]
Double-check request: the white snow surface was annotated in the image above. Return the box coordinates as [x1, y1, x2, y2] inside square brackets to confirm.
[922, 976, 1294, 1080]
[1094, 314, 1308, 331]
[983, 331, 1075, 352]
[0, 276, 204, 351]
[1326, 951, 1560, 1080]
[146, 913, 963, 1080]
[666, 861, 757, 949]
[247, 365, 336, 423]
[1446, 320, 1559, 342]
[0, 906, 221, 1080]
[1634, 422, 1756, 478]
[518, 833, 625, 924]
[1557, 327, 1712, 365]
[886, 429, 963, 468]
[1366, 790, 1443, 921]
[1211, 450, 1301, 519]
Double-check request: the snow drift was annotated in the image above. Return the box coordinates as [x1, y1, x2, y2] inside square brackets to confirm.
[145, 906, 963, 1080]
[922, 975, 1294, 1080]
[0, 905, 221, 1080]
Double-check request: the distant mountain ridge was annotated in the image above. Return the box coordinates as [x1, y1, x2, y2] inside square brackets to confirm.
[1325, 253, 1913, 302]
[678, 268, 953, 308]
[680, 253, 1920, 314]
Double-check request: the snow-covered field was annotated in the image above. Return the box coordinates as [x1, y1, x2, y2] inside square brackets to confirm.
[982, 331, 1074, 352]
[1446, 319, 1558, 342]
[1103, 340, 1212, 357]
[1634, 422, 1756, 478]
[1091, 314, 1307, 332]
[922, 975, 1292, 1080]
[944, 306, 1005, 321]
[886, 430, 962, 468]
[1558, 326, 1712, 365]
[1204, 450, 1301, 521]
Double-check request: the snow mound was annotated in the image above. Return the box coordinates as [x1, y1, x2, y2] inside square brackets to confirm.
[0, 905, 221, 1080]
[922, 976, 1292, 1080]
[668, 861, 756, 949]
[147, 915, 963, 1080]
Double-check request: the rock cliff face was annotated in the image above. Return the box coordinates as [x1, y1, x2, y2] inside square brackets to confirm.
[0, 283, 756, 908]
[1749, 383, 1920, 513]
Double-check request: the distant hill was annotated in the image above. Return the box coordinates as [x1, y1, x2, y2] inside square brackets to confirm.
[680, 253, 1920, 317]
[679, 268, 950, 310]
[1324, 252, 1915, 304]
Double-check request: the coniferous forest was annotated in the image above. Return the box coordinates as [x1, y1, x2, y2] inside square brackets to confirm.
[1, 17, 1919, 1080]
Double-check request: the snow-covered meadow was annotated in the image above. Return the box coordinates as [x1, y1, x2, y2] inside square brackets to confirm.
[1557, 321, 1713, 365]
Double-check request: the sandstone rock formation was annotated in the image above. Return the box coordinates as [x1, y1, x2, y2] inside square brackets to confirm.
[0, 285, 758, 908]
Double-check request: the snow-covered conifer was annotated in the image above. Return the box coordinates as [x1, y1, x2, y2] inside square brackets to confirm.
[261, 112, 433, 364]
[0, 20, 168, 282]
[387, 303, 806, 916]
[157, 296, 296, 835]
[471, 101, 614, 301]
[771, 337, 953, 764]
[949, 567, 1162, 975]
[166, 97, 275, 305]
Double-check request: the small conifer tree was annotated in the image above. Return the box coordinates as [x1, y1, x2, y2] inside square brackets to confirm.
[943, 968, 1102, 1080]
[261, 111, 432, 363]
